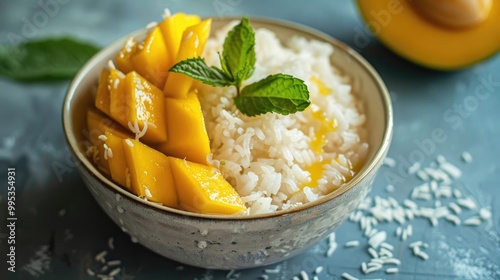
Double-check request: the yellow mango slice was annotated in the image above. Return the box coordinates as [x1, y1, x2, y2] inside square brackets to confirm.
[168, 157, 246, 215]
[86, 110, 109, 175]
[108, 68, 127, 122]
[123, 139, 178, 207]
[93, 142, 109, 175]
[164, 19, 212, 98]
[104, 131, 132, 191]
[86, 108, 132, 146]
[86, 109, 133, 176]
[116, 38, 138, 74]
[158, 13, 201, 68]
[95, 68, 111, 116]
[109, 71, 167, 144]
[131, 27, 171, 89]
[154, 93, 210, 164]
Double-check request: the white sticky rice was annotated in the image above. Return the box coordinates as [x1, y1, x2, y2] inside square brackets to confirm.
[197, 22, 368, 215]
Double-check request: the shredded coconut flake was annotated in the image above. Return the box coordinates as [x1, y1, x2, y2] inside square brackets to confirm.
[386, 267, 398, 274]
[146, 21, 157, 29]
[345, 240, 360, 247]
[463, 216, 482, 226]
[300, 270, 309, 280]
[408, 162, 421, 174]
[108, 237, 114, 250]
[107, 60, 116, 70]
[341, 272, 358, 280]
[461, 151, 473, 163]
[264, 266, 280, 273]
[383, 157, 396, 167]
[109, 267, 121, 277]
[107, 260, 121, 266]
[95, 250, 108, 263]
[479, 208, 492, 220]
[314, 266, 323, 274]
[162, 8, 171, 19]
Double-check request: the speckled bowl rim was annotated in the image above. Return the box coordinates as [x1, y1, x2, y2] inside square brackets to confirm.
[63, 16, 393, 221]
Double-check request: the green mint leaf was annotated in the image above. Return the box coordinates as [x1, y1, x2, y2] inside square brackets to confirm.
[217, 52, 232, 82]
[234, 74, 311, 116]
[170, 57, 234, 87]
[0, 37, 99, 81]
[222, 17, 256, 87]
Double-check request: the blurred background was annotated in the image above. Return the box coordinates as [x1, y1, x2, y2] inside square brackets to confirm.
[0, 0, 499, 279]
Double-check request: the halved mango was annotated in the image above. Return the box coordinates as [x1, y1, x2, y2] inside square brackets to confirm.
[158, 13, 201, 68]
[164, 19, 212, 98]
[168, 157, 246, 215]
[131, 27, 171, 88]
[122, 139, 178, 207]
[104, 131, 131, 191]
[154, 93, 210, 164]
[95, 68, 111, 116]
[356, 0, 500, 70]
[109, 71, 167, 144]
[116, 38, 139, 74]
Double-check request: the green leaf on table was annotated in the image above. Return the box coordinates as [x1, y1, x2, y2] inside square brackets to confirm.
[170, 57, 234, 87]
[0, 37, 100, 81]
[234, 74, 310, 116]
[221, 17, 256, 87]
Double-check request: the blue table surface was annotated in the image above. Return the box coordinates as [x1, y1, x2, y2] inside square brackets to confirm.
[1, 1, 499, 279]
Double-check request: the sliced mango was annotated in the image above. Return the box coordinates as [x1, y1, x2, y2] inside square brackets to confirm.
[164, 19, 212, 98]
[95, 68, 111, 116]
[86, 108, 133, 175]
[104, 131, 131, 191]
[85, 111, 109, 175]
[86, 108, 132, 146]
[154, 93, 210, 164]
[93, 142, 109, 175]
[158, 13, 201, 68]
[131, 26, 171, 89]
[109, 71, 167, 144]
[108, 68, 128, 123]
[116, 38, 139, 74]
[122, 139, 178, 207]
[168, 157, 246, 215]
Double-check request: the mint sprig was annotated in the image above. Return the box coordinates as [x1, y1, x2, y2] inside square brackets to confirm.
[235, 74, 310, 116]
[170, 17, 310, 117]
[221, 17, 255, 88]
[169, 57, 233, 87]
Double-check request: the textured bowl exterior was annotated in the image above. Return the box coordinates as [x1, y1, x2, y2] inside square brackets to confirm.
[63, 17, 392, 269]
[79, 160, 375, 269]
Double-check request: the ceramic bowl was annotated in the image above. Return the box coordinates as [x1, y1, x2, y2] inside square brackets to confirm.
[62, 17, 392, 269]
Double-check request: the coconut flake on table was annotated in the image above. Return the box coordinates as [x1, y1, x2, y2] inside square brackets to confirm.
[332, 154, 494, 278]
[461, 151, 473, 163]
